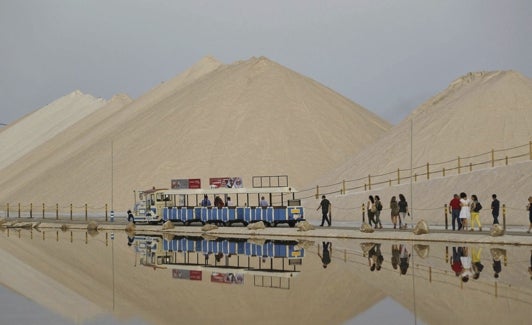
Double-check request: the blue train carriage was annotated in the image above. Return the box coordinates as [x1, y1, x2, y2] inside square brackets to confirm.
[153, 186, 304, 227]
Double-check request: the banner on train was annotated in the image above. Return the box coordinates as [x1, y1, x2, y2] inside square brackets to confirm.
[172, 269, 202, 281]
[171, 178, 201, 189]
[209, 177, 243, 189]
[210, 272, 244, 284]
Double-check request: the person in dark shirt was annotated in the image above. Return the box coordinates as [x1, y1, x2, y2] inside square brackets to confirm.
[491, 194, 500, 225]
[317, 195, 331, 226]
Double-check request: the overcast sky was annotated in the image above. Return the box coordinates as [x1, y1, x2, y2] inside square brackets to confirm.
[1, 0, 531, 125]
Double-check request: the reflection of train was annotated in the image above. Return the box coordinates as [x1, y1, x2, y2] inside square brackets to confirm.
[131, 176, 304, 227]
[132, 235, 306, 289]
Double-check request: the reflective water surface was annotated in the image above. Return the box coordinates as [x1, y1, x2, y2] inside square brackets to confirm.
[1, 228, 531, 325]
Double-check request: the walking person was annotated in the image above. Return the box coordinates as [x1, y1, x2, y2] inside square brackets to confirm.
[491, 194, 500, 225]
[470, 194, 482, 232]
[459, 192, 471, 231]
[390, 196, 400, 229]
[374, 195, 383, 229]
[317, 195, 331, 227]
[367, 195, 377, 228]
[449, 194, 462, 231]
[527, 196, 532, 233]
[398, 194, 409, 229]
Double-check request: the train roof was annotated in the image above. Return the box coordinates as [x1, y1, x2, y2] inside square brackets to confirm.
[157, 186, 297, 195]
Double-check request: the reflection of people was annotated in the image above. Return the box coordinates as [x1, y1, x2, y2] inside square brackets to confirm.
[391, 244, 400, 269]
[471, 247, 484, 280]
[319, 242, 332, 268]
[527, 196, 532, 233]
[201, 195, 211, 207]
[491, 194, 500, 225]
[399, 244, 410, 275]
[317, 195, 331, 227]
[451, 247, 464, 276]
[260, 196, 269, 207]
[449, 194, 462, 231]
[368, 243, 383, 271]
[528, 250, 532, 280]
[460, 247, 472, 282]
[491, 248, 506, 278]
[127, 234, 135, 246]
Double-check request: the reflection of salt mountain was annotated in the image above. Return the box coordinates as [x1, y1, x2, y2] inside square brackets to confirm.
[0, 56, 389, 212]
[0, 249, 105, 322]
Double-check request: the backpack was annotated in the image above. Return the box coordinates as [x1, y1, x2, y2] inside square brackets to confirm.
[475, 202, 482, 212]
[376, 200, 383, 211]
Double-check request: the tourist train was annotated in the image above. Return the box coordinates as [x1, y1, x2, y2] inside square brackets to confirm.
[130, 176, 305, 227]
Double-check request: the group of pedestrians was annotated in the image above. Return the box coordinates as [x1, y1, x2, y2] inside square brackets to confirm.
[448, 193, 501, 232]
[317, 192, 532, 232]
[367, 194, 409, 229]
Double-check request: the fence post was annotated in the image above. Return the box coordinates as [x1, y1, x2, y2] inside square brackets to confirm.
[105, 204, 108, 222]
[368, 175, 371, 190]
[397, 169, 400, 184]
[56, 203, 59, 220]
[491, 149, 494, 167]
[530, 141, 532, 160]
[505, 156, 508, 165]
[30, 203, 33, 218]
[315, 185, 319, 199]
[458, 156, 461, 174]
[70, 204, 73, 220]
[85, 203, 88, 221]
[444, 204, 448, 230]
[42, 203, 45, 219]
[342, 180, 346, 195]
[426, 163, 430, 180]
[6, 203, 9, 218]
[18, 203, 20, 218]
[443, 167, 446, 177]
[362, 203, 366, 223]
[469, 162, 472, 172]
[502, 204, 506, 230]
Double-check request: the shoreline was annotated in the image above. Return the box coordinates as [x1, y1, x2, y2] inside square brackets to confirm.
[2, 218, 531, 246]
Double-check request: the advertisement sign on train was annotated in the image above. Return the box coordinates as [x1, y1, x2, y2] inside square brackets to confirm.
[172, 269, 202, 280]
[171, 178, 201, 189]
[209, 177, 243, 189]
[210, 272, 244, 284]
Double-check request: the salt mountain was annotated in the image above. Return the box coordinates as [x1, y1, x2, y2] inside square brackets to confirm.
[0, 56, 390, 212]
[307, 70, 532, 224]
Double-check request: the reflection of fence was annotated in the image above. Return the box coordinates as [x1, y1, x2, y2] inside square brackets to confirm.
[298, 141, 532, 200]
[1, 203, 112, 221]
[3, 228, 114, 247]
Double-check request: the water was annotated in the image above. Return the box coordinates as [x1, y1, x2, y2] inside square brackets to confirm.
[0, 228, 530, 325]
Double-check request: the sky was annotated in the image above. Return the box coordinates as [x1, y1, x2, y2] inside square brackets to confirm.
[1, 0, 531, 125]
